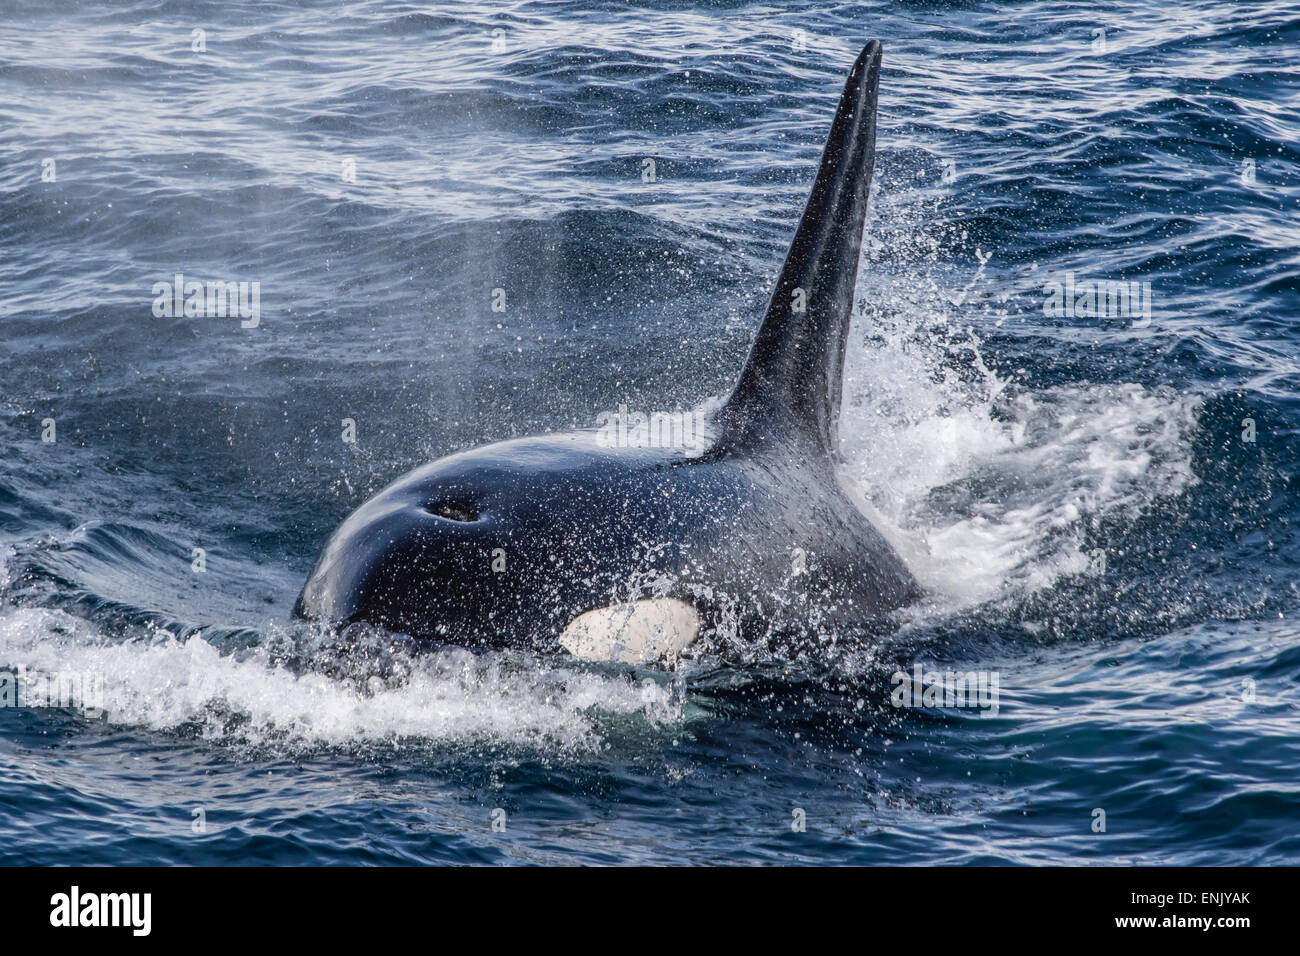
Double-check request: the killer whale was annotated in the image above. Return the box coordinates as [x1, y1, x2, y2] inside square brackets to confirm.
[294, 40, 920, 662]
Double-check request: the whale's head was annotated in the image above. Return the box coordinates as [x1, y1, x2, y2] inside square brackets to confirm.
[294, 432, 713, 659]
[294, 41, 915, 660]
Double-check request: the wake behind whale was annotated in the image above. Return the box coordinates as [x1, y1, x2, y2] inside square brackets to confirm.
[295, 41, 920, 662]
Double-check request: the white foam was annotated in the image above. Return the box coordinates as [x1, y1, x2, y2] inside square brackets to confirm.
[838, 271, 1197, 611]
[0, 606, 682, 751]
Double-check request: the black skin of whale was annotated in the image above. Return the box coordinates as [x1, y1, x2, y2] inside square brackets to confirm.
[294, 41, 921, 652]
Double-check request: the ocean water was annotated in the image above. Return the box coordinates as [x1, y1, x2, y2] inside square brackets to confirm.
[1, 0, 1298, 865]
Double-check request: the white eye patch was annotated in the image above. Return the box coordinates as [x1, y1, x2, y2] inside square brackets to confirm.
[559, 598, 701, 664]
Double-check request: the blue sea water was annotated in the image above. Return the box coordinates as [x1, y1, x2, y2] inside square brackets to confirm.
[1, 0, 1298, 865]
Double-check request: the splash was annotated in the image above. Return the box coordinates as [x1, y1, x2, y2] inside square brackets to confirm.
[0, 606, 683, 752]
[838, 200, 1198, 611]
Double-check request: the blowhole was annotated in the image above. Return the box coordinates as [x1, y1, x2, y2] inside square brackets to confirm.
[426, 499, 479, 522]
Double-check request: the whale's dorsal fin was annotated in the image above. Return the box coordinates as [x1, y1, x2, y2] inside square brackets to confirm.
[716, 40, 882, 457]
